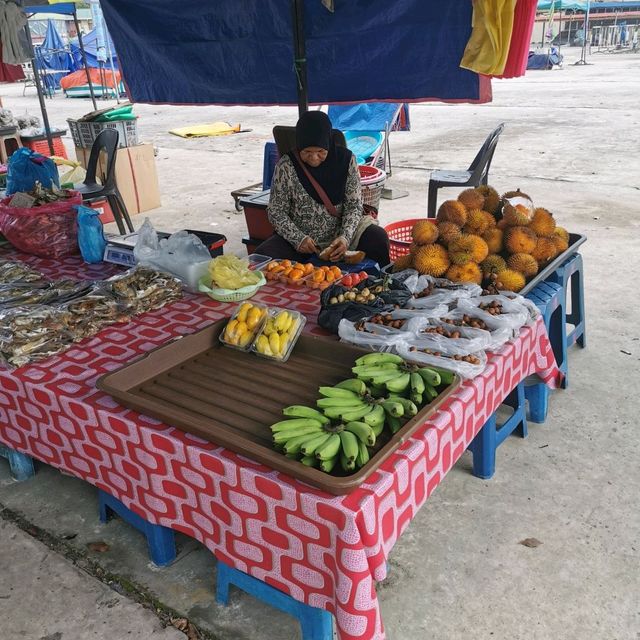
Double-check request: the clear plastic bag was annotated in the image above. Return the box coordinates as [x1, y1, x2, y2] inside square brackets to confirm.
[386, 303, 449, 320]
[338, 318, 412, 352]
[456, 295, 531, 334]
[405, 316, 493, 353]
[438, 309, 513, 351]
[395, 339, 487, 379]
[0, 191, 82, 258]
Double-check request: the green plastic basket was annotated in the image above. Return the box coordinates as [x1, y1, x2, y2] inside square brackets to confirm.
[198, 271, 266, 302]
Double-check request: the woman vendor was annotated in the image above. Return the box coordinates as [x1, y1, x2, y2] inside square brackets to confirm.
[256, 111, 391, 267]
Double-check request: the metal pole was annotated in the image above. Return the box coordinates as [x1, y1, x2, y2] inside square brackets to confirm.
[291, 0, 308, 117]
[24, 23, 55, 156]
[576, 0, 591, 64]
[73, 8, 98, 111]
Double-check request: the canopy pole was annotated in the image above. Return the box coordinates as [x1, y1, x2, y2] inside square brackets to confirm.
[73, 8, 98, 110]
[291, 0, 308, 117]
[24, 23, 55, 156]
[575, 0, 591, 65]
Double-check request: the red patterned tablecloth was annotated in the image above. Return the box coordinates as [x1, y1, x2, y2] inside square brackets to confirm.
[0, 251, 562, 640]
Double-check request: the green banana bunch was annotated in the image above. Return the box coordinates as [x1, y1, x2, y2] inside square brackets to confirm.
[282, 406, 330, 424]
[334, 378, 368, 396]
[354, 353, 404, 367]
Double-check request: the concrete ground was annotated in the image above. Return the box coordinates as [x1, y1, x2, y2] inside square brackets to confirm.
[0, 47, 639, 639]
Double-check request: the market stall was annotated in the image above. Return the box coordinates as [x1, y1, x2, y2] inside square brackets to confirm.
[0, 240, 562, 640]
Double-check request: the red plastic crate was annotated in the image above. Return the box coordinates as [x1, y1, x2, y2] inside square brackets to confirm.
[22, 136, 68, 159]
[384, 218, 429, 261]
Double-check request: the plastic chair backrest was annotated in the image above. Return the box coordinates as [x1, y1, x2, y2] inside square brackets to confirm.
[84, 128, 119, 190]
[467, 123, 505, 183]
[262, 142, 279, 190]
[272, 125, 346, 157]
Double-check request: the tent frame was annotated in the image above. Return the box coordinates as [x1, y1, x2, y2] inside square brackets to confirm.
[23, 3, 97, 155]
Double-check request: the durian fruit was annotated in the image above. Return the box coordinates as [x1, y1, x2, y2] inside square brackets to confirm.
[392, 253, 414, 272]
[477, 185, 500, 215]
[504, 226, 537, 255]
[507, 253, 539, 278]
[529, 207, 556, 237]
[445, 262, 482, 285]
[457, 188, 485, 211]
[436, 200, 468, 227]
[554, 226, 569, 244]
[480, 254, 507, 278]
[502, 188, 532, 202]
[551, 233, 569, 254]
[448, 234, 489, 265]
[413, 243, 450, 277]
[464, 209, 494, 236]
[495, 269, 526, 293]
[411, 219, 439, 245]
[502, 203, 533, 227]
[436, 221, 462, 246]
[482, 227, 504, 254]
[530, 237, 558, 264]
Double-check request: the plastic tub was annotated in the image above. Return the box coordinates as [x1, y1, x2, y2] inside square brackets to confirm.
[219, 301, 268, 351]
[251, 307, 306, 362]
[247, 254, 273, 271]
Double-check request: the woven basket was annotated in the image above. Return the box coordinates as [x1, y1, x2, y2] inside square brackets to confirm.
[198, 271, 266, 302]
[359, 165, 386, 211]
[384, 218, 425, 261]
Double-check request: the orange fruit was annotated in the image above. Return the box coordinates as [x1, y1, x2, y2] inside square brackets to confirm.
[312, 270, 325, 283]
[303, 263, 314, 275]
[325, 272, 336, 283]
[280, 259, 292, 268]
[282, 267, 293, 276]
[289, 268, 304, 280]
[330, 266, 342, 278]
[266, 261, 279, 272]
[271, 265, 285, 274]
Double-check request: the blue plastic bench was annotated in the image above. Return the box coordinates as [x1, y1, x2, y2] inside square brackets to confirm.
[98, 490, 176, 566]
[0, 445, 35, 482]
[216, 561, 333, 640]
[547, 253, 586, 349]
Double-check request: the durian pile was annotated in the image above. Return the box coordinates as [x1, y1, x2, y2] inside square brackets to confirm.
[393, 186, 570, 292]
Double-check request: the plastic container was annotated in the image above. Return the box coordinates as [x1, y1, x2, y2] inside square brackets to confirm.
[198, 270, 266, 302]
[171, 260, 210, 293]
[302, 266, 344, 290]
[219, 301, 268, 351]
[251, 307, 306, 362]
[67, 118, 139, 149]
[247, 254, 273, 271]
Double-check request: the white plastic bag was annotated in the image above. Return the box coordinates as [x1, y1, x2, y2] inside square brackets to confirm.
[387, 304, 449, 320]
[439, 309, 513, 351]
[338, 318, 412, 351]
[457, 295, 531, 334]
[395, 339, 487, 379]
[405, 317, 493, 353]
[405, 275, 482, 309]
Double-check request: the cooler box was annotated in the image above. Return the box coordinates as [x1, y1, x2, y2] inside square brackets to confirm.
[239, 190, 273, 242]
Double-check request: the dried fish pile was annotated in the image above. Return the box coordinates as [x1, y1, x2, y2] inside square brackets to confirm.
[0, 265, 183, 368]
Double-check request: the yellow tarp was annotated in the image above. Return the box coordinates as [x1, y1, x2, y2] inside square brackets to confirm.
[460, 0, 517, 76]
[169, 122, 242, 138]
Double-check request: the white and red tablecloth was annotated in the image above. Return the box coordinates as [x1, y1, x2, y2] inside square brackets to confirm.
[0, 250, 562, 640]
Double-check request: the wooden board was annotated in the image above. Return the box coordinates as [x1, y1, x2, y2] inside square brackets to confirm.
[97, 320, 460, 494]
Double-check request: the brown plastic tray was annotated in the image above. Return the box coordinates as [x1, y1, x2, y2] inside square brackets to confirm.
[97, 320, 461, 495]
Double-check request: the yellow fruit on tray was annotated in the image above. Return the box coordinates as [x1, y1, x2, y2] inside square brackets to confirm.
[269, 332, 280, 355]
[263, 318, 276, 336]
[256, 335, 272, 356]
[275, 310, 291, 332]
[236, 302, 252, 323]
[246, 306, 263, 330]
[225, 319, 239, 342]
[279, 331, 290, 355]
[238, 331, 254, 348]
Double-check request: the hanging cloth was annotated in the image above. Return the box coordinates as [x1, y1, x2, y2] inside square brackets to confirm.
[493, 0, 538, 79]
[0, 1, 29, 65]
[460, 0, 517, 76]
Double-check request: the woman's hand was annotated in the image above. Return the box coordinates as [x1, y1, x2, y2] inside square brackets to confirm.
[298, 236, 319, 254]
[326, 236, 348, 262]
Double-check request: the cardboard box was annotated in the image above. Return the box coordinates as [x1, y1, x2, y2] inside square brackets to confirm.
[75, 143, 161, 216]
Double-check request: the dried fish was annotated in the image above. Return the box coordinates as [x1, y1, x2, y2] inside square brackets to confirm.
[0, 261, 45, 284]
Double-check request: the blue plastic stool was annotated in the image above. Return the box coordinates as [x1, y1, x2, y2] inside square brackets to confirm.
[216, 561, 333, 640]
[547, 253, 586, 348]
[0, 445, 35, 482]
[98, 490, 176, 567]
[468, 382, 528, 479]
[525, 281, 567, 423]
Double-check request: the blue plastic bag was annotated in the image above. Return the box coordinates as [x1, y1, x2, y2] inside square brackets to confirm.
[6, 148, 60, 195]
[76, 205, 106, 264]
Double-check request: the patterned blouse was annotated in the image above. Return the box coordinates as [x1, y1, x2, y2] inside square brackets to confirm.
[267, 154, 364, 250]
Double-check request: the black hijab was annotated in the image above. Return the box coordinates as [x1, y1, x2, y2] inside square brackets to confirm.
[288, 111, 353, 206]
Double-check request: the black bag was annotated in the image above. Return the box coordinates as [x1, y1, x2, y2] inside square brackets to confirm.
[317, 276, 412, 334]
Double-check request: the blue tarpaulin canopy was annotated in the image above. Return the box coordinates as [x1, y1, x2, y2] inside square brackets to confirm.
[23, 3, 78, 17]
[36, 19, 77, 89]
[70, 27, 118, 69]
[99, 0, 489, 108]
[537, 1, 587, 11]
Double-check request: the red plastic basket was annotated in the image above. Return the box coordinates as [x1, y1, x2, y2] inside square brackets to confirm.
[384, 218, 431, 261]
[21, 136, 68, 159]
